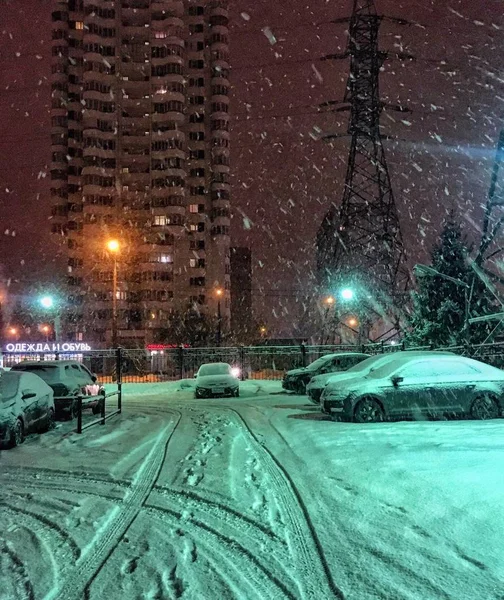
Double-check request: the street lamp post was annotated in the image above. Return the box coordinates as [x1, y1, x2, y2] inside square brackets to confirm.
[215, 288, 223, 346]
[39, 296, 61, 343]
[216, 289, 223, 346]
[107, 240, 120, 348]
[41, 325, 50, 342]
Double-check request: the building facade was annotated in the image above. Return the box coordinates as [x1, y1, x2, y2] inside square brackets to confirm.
[50, 0, 230, 347]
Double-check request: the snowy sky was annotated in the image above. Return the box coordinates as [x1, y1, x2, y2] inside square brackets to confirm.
[0, 0, 503, 333]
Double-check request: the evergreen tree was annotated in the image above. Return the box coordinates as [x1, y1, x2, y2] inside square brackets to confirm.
[407, 216, 496, 347]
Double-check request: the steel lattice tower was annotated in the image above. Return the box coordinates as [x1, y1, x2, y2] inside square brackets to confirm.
[317, 0, 409, 298]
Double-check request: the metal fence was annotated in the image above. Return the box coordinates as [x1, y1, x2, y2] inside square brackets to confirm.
[76, 388, 122, 434]
[4, 341, 504, 384]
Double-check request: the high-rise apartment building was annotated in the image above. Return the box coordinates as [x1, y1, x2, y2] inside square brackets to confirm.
[50, 0, 230, 347]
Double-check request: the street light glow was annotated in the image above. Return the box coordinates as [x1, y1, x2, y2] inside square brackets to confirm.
[8, 327, 17, 335]
[341, 288, 354, 301]
[41, 325, 50, 333]
[107, 239, 120, 253]
[215, 288, 223, 297]
[324, 296, 335, 305]
[40, 296, 54, 309]
[348, 317, 358, 327]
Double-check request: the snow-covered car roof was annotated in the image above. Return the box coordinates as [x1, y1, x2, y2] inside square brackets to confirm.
[197, 362, 232, 376]
[367, 354, 504, 379]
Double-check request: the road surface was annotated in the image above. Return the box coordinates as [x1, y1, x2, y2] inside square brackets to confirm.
[0, 380, 503, 599]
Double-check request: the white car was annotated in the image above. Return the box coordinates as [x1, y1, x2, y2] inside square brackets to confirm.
[195, 363, 240, 398]
[0, 371, 55, 448]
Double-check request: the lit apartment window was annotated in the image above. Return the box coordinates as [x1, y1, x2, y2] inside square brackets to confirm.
[189, 204, 199, 213]
[122, 167, 129, 173]
[159, 254, 173, 263]
[189, 258, 197, 268]
[154, 215, 167, 226]
[75, 21, 84, 30]
[155, 31, 168, 39]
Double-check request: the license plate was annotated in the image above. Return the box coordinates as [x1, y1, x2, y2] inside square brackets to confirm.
[213, 388, 224, 394]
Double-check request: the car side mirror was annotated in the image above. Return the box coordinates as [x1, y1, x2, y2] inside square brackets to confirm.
[91, 374, 97, 383]
[391, 375, 404, 386]
[22, 391, 37, 400]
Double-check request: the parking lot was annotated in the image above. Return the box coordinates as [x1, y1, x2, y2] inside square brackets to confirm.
[1, 379, 503, 599]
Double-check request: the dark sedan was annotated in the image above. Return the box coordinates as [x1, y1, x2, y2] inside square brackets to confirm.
[11, 360, 104, 418]
[320, 353, 504, 422]
[282, 352, 370, 394]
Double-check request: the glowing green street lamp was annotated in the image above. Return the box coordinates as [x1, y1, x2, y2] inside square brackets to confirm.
[340, 288, 354, 301]
[39, 295, 61, 343]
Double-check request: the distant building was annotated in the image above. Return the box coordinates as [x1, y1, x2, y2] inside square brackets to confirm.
[230, 247, 252, 341]
[50, 0, 231, 347]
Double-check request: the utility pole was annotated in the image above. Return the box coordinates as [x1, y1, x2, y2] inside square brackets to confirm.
[317, 0, 411, 309]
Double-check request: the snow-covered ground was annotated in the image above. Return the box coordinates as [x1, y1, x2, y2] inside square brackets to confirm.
[1, 380, 503, 599]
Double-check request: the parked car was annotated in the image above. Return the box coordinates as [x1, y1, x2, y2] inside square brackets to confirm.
[195, 363, 240, 398]
[283, 353, 370, 394]
[0, 371, 55, 447]
[320, 352, 504, 422]
[10, 360, 104, 418]
[307, 351, 455, 404]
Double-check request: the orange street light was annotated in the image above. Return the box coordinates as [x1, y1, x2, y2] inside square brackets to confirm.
[324, 296, 335, 306]
[215, 288, 224, 297]
[41, 325, 50, 333]
[106, 239, 120, 253]
[348, 317, 358, 328]
[8, 327, 18, 336]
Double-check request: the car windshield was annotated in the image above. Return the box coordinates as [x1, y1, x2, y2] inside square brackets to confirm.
[346, 355, 391, 373]
[367, 360, 413, 379]
[198, 364, 230, 376]
[0, 372, 21, 401]
[12, 365, 59, 383]
[307, 355, 333, 370]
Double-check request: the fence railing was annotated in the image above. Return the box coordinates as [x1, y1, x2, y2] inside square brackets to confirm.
[75, 387, 122, 434]
[3, 341, 504, 384]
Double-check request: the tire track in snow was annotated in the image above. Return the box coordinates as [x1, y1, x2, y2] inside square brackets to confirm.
[148, 486, 289, 577]
[50, 410, 181, 600]
[225, 408, 345, 600]
[0, 502, 81, 562]
[0, 538, 35, 600]
[146, 505, 297, 600]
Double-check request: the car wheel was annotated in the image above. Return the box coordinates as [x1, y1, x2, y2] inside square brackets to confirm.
[42, 408, 55, 432]
[354, 398, 384, 423]
[10, 419, 24, 447]
[92, 398, 104, 415]
[470, 394, 500, 420]
[294, 380, 306, 395]
[69, 399, 79, 420]
[234, 389, 240, 397]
